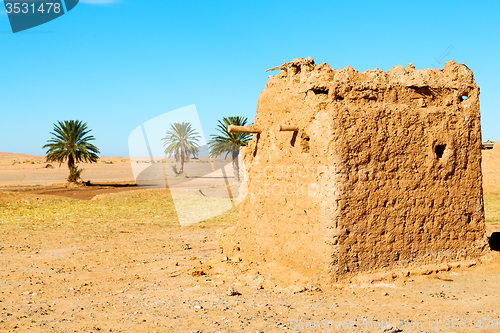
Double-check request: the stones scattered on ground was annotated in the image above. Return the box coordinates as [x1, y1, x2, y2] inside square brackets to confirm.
[384, 328, 403, 333]
[191, 270, 206, 277]
[292, 283, 322, 294]
[1, 197, 498, 332]
[227, 287, 241, 296]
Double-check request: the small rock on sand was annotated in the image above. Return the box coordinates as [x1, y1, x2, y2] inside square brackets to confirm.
[227, 287, 241, 296]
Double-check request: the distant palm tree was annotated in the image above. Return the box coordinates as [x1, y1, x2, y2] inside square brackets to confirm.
[208, 116, 252, 182]
[162, 122, 200, 175]
[43, 120, 100, 183]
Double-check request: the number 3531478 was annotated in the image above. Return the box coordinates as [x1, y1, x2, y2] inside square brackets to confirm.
[5, 2, 61, 14]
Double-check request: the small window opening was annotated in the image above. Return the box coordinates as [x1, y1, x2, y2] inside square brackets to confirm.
[435, 144, 446, 158]
[291, 64, 301, 74]
[336, 96, 345, 101]
[461, 95, 468, 102]
[312, 88, 329, 95]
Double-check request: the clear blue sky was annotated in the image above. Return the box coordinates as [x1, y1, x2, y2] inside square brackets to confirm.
[1, 0, 499, 157]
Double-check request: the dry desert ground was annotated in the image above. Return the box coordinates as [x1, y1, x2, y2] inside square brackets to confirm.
[0, 149, 499, 332]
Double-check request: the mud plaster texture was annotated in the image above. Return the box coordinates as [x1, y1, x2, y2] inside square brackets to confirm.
[219, 57, 489, 284]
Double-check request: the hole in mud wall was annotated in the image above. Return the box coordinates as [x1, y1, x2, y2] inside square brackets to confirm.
[461, 95, 468, 102]
[435, 144, 446, 159]
[411, 86, 435, 98]
[301, 133, 310, 153]
[336, 95, 344, 101]
[312, 88, 329, 95]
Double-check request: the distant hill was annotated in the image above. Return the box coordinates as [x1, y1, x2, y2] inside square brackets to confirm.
[0, 152, 44, 158]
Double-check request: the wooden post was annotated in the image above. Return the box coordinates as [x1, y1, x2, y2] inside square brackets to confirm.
[228, 125, 262, 134]
[278, 124, 299, 131]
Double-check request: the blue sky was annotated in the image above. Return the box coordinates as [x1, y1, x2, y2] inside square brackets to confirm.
[0, 0, 499, 156]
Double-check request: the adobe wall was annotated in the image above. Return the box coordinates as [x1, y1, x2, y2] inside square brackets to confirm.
[219, 58, 488, 282]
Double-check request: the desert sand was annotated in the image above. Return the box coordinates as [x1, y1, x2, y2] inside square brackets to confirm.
[0, 148, 499, 332]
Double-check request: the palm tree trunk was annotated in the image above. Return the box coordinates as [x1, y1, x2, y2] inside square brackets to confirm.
[180, 150, 185, 173]
[232, 151, 240, 182]
[68, 154, 74, 170]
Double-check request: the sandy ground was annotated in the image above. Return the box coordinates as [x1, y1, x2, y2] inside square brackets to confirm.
[0, 155, 240, 188]
[0, 149, 499, 332]
[0, 156, 134, 188]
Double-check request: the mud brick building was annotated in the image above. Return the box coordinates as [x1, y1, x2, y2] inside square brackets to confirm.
[219, 58, 488, 282]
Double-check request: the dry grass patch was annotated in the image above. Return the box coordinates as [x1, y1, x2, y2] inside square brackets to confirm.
[0, 189, 238, 237]
[484, 191, 500, 223]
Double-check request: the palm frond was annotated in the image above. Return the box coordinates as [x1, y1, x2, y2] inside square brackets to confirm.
[161, 122, 201, 164]
[208, 116, 252, 157]
[43, 120, 100, 168]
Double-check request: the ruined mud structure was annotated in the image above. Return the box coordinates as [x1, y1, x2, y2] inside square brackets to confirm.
[219, 58, 488, 282]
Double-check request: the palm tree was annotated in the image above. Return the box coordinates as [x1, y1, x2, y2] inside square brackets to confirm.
[208, 116, 252, 182]
[162, 122, 200, 175]
[43, 120, 100, 183]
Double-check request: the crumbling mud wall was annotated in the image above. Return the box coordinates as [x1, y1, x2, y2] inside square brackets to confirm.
[219, 58, 489, 282]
